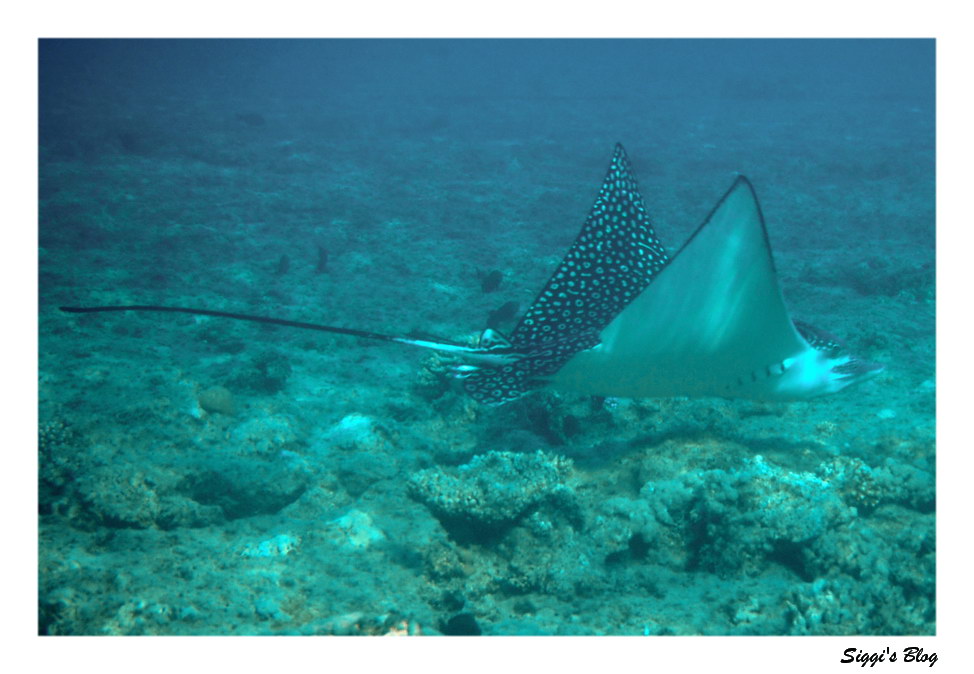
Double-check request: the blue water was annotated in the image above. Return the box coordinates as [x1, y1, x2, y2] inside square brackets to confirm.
[39, 39, 934, 635]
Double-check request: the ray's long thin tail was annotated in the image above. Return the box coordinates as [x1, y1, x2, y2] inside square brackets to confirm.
[59, 304, 402, 342]
[57, 304, 500, 362]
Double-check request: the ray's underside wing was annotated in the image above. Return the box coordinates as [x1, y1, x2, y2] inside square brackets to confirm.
[551, 174, 810, 399]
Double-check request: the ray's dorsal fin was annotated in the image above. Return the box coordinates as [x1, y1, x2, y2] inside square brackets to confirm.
[510, 143, 668, 346]
[458, 143, 669, 405]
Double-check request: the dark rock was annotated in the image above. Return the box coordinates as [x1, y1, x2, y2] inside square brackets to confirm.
[442, 613, 481, 636]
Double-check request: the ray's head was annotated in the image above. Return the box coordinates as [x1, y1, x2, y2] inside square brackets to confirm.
[773, 321, 884, 399]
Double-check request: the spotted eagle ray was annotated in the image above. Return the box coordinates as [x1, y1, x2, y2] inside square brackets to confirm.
[60, 144, 882, 405]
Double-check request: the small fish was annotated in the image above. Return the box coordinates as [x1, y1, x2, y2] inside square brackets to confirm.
[236, 112, 266, 127]
[479, 269, 502, 293]
[274, 254, 290, 276]
[316, 245, 329, 274]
